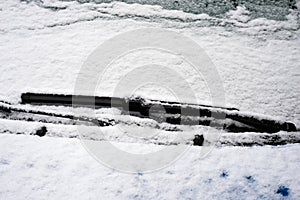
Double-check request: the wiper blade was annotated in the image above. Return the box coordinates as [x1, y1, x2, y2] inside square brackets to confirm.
[19, 93, 297, 133]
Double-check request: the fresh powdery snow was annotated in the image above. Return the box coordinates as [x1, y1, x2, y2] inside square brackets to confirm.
[0, 134, 300, 199]
[0, 0, 300, 199]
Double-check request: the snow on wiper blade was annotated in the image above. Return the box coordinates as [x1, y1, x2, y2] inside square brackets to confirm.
[20, 93, 297, 133]
[20, 92, 239, 111]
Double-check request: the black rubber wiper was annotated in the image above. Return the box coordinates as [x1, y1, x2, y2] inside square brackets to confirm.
[20, 93, 297, 133]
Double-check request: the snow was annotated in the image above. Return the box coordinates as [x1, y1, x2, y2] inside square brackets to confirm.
[0, 0, 300, 198]
[0, 134, 299, 199]
[0, 0, 299, 125]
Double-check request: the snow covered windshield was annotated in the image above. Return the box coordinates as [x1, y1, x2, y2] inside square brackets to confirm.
[0, 0, 300, 199]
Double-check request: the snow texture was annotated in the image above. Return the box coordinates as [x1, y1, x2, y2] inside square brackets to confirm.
[0, 134, 300, 199]
[0, 0, 300, 199]
[0, 0, 299, 126]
